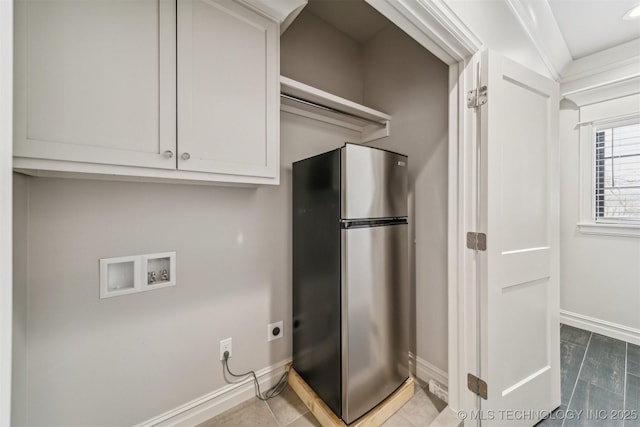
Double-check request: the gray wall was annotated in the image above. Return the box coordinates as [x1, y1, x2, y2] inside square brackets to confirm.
[13, 8, 449, 425]
[281, 9, 364, 104]
[363, 26, 449, 373]
[12, 173, 28, 426]
[281, 7, 449, 374]
[12, 118, 358, 425]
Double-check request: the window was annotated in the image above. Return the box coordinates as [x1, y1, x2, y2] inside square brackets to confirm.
[594, 121, 640, 223]
[575, 93, 640, 237]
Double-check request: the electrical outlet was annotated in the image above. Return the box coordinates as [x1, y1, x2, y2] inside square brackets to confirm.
[220, 337, 232, 360]
[267, 321, 283, 342]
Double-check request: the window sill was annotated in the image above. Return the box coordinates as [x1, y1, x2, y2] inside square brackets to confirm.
[577, 222, 640, 238]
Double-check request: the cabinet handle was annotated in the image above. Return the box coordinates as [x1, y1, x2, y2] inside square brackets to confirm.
[181, 152, 191, 160]
[163, 150, 174, 159]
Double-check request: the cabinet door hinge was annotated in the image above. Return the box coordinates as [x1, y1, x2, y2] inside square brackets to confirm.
[466, 232, 487, 251]
[467, 85, 487, 108]
[467, 373, 488, 399]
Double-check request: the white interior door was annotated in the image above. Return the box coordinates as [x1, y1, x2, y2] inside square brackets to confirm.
[476, 49, 560, 425]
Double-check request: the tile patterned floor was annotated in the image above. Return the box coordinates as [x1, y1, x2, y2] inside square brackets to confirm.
[200, 325, 640, 427]
[197, 380, 446, 427]
[537, 324, 640, 427]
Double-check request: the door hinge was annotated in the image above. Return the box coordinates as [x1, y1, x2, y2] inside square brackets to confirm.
[466, 232, 487, 251]
[467, 373, 488, 399]
[467, 85, 487, 108]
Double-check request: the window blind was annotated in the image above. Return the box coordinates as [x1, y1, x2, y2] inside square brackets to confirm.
[595, 122, 640, 222]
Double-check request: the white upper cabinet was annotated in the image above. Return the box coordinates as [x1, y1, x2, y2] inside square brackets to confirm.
[177, 0, 278, 179]
[14, 0, 280, 185]
[14, 0, 177, 170]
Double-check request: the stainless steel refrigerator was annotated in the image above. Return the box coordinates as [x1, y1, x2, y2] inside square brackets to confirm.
[292, 143, 409, 424]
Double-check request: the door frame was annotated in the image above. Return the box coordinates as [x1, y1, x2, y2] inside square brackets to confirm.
[1, 0, 14, 424]
[366, 0, 482, 417]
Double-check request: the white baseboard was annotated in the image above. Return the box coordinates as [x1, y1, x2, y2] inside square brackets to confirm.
[135, 358, 291, 427]
[139, 354, 449, 427]
[409, 352, 448, 388]
[561, 310, 640, 346]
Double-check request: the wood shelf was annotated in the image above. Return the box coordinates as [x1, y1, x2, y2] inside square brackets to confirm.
[280, 76, 391, 143]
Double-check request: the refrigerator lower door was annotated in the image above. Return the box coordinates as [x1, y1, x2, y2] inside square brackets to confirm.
[341, 222, 409, 424]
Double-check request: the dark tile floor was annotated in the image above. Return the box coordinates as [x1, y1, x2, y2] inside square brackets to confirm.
[537, 324, 640, 427]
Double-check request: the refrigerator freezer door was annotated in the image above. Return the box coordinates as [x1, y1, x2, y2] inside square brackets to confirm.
[341, 143, 408, 220]
[341, 223, 409, 424]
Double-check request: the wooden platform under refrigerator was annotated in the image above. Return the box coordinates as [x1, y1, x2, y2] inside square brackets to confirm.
[287, 366, 414, 427]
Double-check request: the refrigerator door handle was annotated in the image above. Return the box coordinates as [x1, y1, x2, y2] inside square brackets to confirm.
[340, 218, 408, 229]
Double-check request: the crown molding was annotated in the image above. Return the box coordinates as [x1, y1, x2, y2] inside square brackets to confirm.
[561, 38, 640, 84]
[503, 0, 640, 97]
[559, 39, 640, 104]
[504, 0, 572, 81]
[366, 0, 481, 65]
[280, 2, 306, 34]
[562, 74, 640, 107]
[238, 0, 307, 23]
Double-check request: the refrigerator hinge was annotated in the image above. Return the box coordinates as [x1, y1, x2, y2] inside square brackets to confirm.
[467, 85, 487, 109]
[467, 373, 488, 399]
[466, 232, 487, 251]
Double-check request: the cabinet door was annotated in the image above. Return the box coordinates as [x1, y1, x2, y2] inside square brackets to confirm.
[14, 0, 176, 170]
[177, 0, 279, 180]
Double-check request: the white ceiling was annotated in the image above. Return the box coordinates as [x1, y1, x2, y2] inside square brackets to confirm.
[548, 0, 640, 59]
[302, 0, 640, 76]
